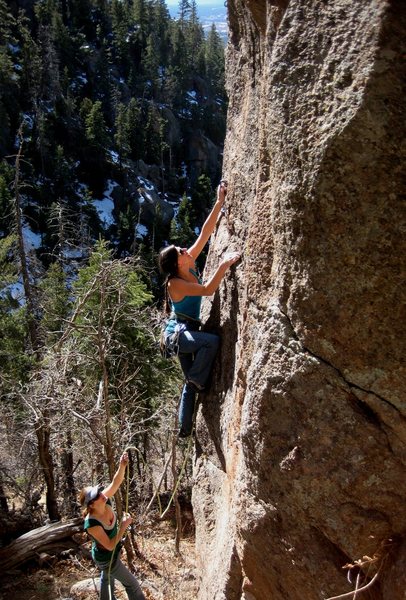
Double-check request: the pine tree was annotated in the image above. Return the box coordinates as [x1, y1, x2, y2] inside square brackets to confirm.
[127, 97, 142, 160]
[153, 0, 170, 68]
[169, 193, 194, 247]
[110, 0, 131, 69]
[0, 0, 18, 150]
[34, 1, 62, 106]
[169, 20, 188, 92]
[191, 173, 213, 223]
[114, 102, 131, 163]
[93, 41, 113, 112]
[38, 260, 70, 345]
[133, 0, 148, 35]
[0, 235, 33, 393]
[0, 168, 12, 236]
[85, 100, 109, 151]
[177, 0, 191, 31]
[186, 0, 204, 70]
[205, 23, 225, 97]
[143, 104, 162, 164]
[52, 145, 75, 200]
[17, 11, 42, 107]
[67, 240, 174, 456]
[142, 31, 160, 93]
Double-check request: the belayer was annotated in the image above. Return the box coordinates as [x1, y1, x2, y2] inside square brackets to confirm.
[79, 452, 145, 600]
[159, 180, 240, 437]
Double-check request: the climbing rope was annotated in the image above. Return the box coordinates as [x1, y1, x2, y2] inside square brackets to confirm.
[105, 407, 198, 600]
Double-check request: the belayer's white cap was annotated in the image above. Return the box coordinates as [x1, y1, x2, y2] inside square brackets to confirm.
[83, 485, 101, 507]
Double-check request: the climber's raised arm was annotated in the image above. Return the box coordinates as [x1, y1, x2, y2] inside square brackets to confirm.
[168, 252, 240, 301]
[188, 181, 227, 260]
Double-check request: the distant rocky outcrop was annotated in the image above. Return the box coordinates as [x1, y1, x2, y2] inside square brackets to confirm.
[193, 1, 405, 599]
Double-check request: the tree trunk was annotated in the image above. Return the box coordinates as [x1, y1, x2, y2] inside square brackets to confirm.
[36, 418, 60, 522]
[61, 430, 77, 517]
[13, 131, 40, 353]
[0, 482, 9, 513]
[0, 518, 82, 572]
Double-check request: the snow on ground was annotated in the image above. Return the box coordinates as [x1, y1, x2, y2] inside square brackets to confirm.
[138, 176, 154, 191]
[76, 182, 88, 197]
[1, 280, 25, 305]
[186, 90, 198, 105]
[167, 201, 180, 218]
[136, 223, 148, 238]
[8, 43, 20, 54]
[93, 197, 115, 226]
[9, 281, 24, 301]
[61, 245, 86, 260]
[23, 226, 42, 251]
[108, 150, 120, 164]
[92, 180, 119, 227]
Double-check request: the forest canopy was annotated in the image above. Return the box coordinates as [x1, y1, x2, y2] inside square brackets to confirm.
[0, 0, 227, 541]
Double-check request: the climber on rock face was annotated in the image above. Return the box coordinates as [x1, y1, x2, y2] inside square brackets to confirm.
[159, 180, 240, 438]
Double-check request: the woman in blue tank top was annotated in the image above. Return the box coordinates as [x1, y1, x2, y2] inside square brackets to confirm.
[159, 181, 240, 437]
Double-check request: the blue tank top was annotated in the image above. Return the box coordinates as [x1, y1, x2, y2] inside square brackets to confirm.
[171, 269, 202, 321]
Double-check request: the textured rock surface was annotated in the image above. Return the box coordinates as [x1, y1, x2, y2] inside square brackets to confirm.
[193, 1, 406, 599]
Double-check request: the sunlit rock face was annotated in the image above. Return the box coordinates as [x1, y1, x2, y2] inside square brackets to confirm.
[192, 1, 406, 599]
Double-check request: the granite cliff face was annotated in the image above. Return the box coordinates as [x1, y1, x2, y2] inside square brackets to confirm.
[192, 2, 406, 599]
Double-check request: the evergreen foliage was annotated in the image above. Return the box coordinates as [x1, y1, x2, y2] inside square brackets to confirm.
[0, 0, 227, 522]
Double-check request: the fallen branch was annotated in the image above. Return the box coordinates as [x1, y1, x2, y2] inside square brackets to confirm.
[0, 518, 82, 572]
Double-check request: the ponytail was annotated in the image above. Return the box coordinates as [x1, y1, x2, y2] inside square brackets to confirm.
[158, 245, 179, 315]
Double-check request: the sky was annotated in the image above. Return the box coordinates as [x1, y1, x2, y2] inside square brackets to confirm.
[166, 1, 225, 6]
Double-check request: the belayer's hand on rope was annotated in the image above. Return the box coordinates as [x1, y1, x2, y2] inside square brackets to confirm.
[80, 450, 145, 600]
[121, 511, 133, 534]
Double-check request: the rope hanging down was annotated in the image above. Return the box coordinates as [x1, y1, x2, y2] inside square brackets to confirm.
[105, 421, 196, 599]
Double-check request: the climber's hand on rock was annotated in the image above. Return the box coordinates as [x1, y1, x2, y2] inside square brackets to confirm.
[222, 252, 240, 269]
[217, 180, 228, 205]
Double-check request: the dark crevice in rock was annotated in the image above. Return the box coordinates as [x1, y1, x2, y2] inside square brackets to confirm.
[311, 526, 384, 600]
[223, 544, 243, 600]
[311, 525, 354, 570]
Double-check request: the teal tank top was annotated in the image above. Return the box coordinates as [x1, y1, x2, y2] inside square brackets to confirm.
[171, 269, 202, 321]
[84, 499, 120, 563]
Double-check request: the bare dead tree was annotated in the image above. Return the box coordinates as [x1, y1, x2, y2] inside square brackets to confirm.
[12, 127, 40, 353]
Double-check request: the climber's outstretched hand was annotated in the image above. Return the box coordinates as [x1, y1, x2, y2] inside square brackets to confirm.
[217, 180, 228, 206]
[221, 252, 240, 270]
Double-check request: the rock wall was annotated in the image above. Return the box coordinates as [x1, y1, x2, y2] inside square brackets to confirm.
[192, 1, 406, 599]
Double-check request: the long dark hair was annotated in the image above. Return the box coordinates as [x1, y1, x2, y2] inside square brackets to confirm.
[158, 245, 179, 314]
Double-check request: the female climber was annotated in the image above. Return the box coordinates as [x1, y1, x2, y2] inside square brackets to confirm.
[79, 452, 145, 600]
[159, 180, 240, 437]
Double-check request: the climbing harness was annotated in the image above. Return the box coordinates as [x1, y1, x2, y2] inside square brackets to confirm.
[160, 313, 201, 359]
[159, 321, 184, 359]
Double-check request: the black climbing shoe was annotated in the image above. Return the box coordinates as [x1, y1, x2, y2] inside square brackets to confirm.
[187, 379, 205, 393]
[178, 425, 197, 439]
